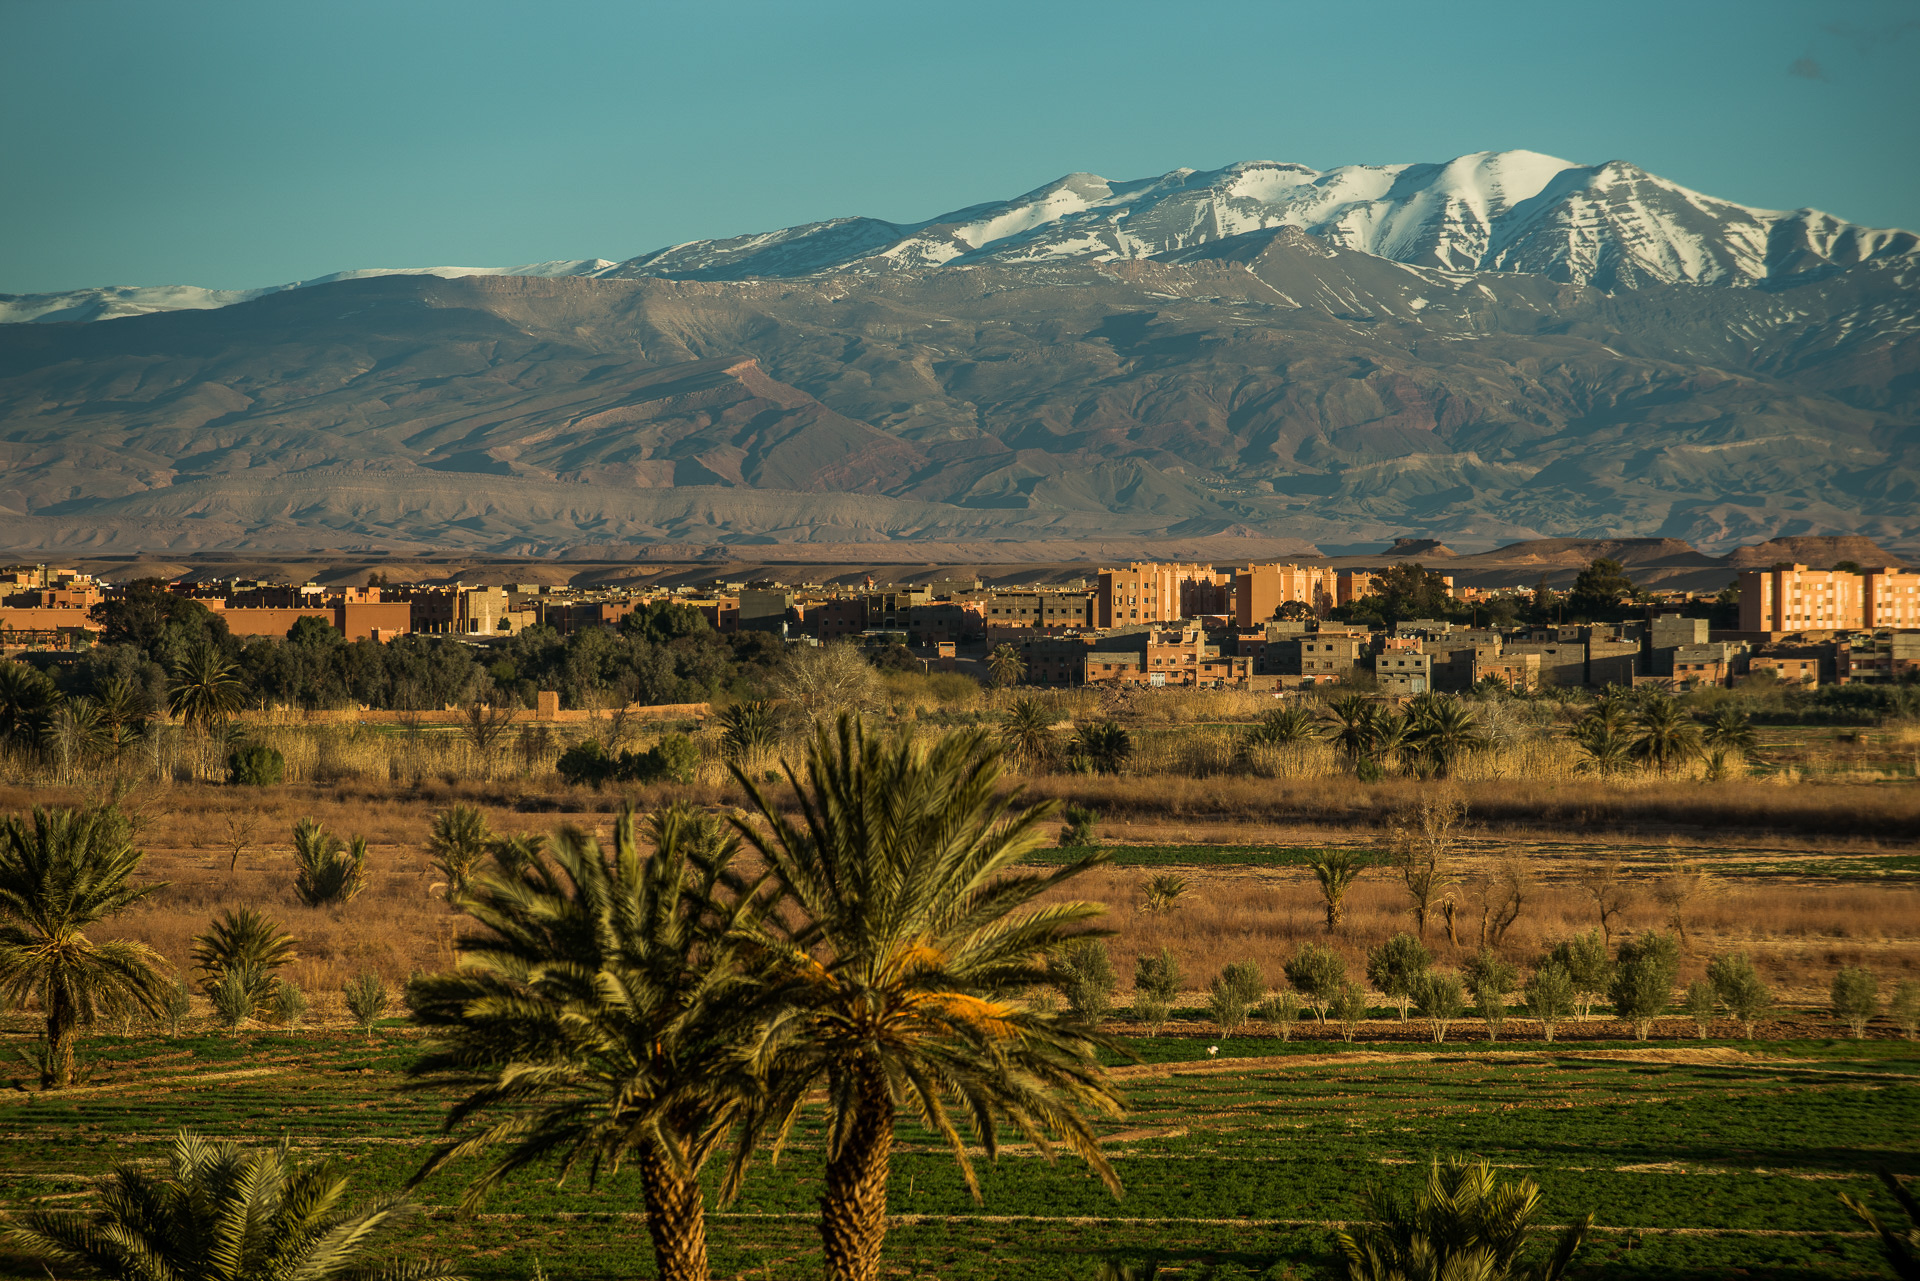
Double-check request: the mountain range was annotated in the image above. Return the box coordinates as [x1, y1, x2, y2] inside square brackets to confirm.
[1, 150, 1915, 558]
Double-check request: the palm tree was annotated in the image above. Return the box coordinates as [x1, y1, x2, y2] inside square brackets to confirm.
[0, 807, 169, 1088]
[0, 661, 58, 749]
[1337, 1155, 1591, 1281]
[1306, 849, 1368, 931]
[1244, 705, 1316, 749]
[167, 646, 245, 730]
[1367, 710, 1417, 774]
[999, 696, 1057, 767]
[407, 803, 773, 1281]
[93, 676, 149, 738]
[190, 906, 296, 1016]
[1070, 720, 1132, 775]
[1632, 694, 1701, 776]
[292, 818, 367, 907]
[730, 717, 1126, 1281]
[1700, 706, 1757, 758]
[986, 643, 1027, 688]
[1413, 699, 1491, 778]
[425, 803, 493, 902]
[6, 1130, 458, 1280]
[1320, 693, 1375, 762]
[718, 699, 780, 762]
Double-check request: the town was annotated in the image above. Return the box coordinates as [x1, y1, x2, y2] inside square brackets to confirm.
[4, 556, 1916, 699]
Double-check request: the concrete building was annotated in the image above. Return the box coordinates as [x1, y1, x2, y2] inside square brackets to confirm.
[1863, 569, 1920, 629]
[982, 590, 1095, 636]
[1231, 563, 1339, 627]
[1096, 563, 1229, 628]
[1372, 651, 1432, 695]
[1739, 564, 1866, 632]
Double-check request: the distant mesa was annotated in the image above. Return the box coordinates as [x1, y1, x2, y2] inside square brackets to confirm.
[1726, 536, 1903, 569]
[1387, 538, 1456, 558]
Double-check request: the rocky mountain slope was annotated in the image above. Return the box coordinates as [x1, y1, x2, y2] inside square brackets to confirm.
[0, 152, 1914, 556]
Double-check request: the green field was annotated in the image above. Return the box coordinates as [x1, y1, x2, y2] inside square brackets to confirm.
[1, 1029, 1910, 1280]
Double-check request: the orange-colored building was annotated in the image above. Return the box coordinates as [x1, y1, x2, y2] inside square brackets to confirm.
[1096, 563, 1230, 628]
[1863, 568, 1920, 629]
[1232, 564, 1339, 627]
[211, 601, 412, 642]
[1738, 565, 1865, 633]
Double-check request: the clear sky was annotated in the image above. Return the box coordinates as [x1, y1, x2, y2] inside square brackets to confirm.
[3, 0, 1916, 293]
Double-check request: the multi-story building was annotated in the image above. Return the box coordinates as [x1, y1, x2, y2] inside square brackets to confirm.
[1671, 642, 1741, 688]
[1232, 563, 1340, 627]
[1372, 651, 1432, 695]
[1738, 565, 1866, 633]
[807, 597, 868, 641]
[1863, 568, 1920, 629]
[1300, 635, 1366, 679]
[1096, 563, 1229, 628]
[981, 590, 1095, 637]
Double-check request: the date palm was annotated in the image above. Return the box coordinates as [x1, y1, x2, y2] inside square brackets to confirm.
[190, 906, 296, 1016]
[167, 646, 245, 730]
[6, 1129, 458, 1280]
[1632, 694, 1701, 776]
[1244, 705, 1316, 749]
[0, 806, 169, 1088]
[1320, 693, 1375, 762]
[999, 696, 1057, 766]
[729, 716, 1125, 1281]
[406, 803, 773, 1281]
[425, 803, 493, 902]
[986, 643, 1026, 688]
[0, 661, 59, 749]
[1411, 699, 1490, 778]
[718, 699, 779, 762]
[1700, 706, 1757, 758]
[1307, 849, 1368, 931]
[1338, 1154, 1590, 1281]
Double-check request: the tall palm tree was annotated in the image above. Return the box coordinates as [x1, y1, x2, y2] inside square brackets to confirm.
[1320, 693, 1375, 762]
[6, 1129, 458, 1280]
[166, 646, 245, 730]
[999, 696, 1057, 767]
[986, 643, 1027, 688]
[0, 806, 169, 1088]
[1632, 694, 1701, 776]
[730, 717, 1126, 1281]
[406, 803, 773, 1281]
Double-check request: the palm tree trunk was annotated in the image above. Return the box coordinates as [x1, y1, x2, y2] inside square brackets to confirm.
[46, 988, 75, 1089]
[820, 1063, 894, 1281]
[637, 1142, 710, 1281]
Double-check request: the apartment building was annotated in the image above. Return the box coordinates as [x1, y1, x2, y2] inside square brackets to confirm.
[1096, 563, 1229, 628]
[1738, 564, 1865, 632]
[981, 590, 1095, 637]
[1863, 568, 1920, 629]
[1372, 651, 1432, 695]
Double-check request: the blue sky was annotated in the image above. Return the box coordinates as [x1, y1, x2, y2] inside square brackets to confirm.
[3, 0, 1916, 293]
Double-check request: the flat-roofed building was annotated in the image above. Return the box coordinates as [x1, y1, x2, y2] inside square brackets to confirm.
[1739, 564, 1865, 633]
[1096, 563, 1229, 628]
[1863, 568, 1920, 629]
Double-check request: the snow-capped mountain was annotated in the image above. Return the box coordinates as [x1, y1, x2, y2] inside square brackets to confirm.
[613, 151, 1916, 290]
[0, 259, 616, 324]
[6, 151, 1914, 323]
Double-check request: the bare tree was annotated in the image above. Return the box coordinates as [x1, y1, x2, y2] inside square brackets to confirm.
[460, 700, 517, 754]
[772, 641, 883, 720]
[1579, 849, 1634, 947]
[1387, 793, 1466, 939]
[1467, 853, 1533, 947]
[220, 811, 260, 874]
[1653, 852, 1717, 951]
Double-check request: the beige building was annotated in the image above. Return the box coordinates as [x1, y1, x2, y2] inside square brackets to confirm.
[1739, 565, 1864, 632]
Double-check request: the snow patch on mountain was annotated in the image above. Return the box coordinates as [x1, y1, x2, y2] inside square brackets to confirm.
[0, 260, 617, 324]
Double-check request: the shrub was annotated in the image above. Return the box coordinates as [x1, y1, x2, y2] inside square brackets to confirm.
[1524, 963, 1576, 1043]
[1366, 933, 1433, 1021]
[209, 966, 257, 1034]
[557, 734, 701, 787]
[1473, 978, 1508, 1042]
[1414, 971, 1467, 1043]
[555, 737, 615, 786]
[1051, 939, 1117, 1022]
[1134, 947, 1180, 1002]
[342, 972, 390, 1037]
[1542, 931, 1613, 1019]
[1707, 952, 1773, 1038]
[1284, 943, 1347, 1024]
[190, 906, 295, 1015]
[1331, 984, 1370, 1043]
[1832, 967, 1880, 1039]
[270, 978, 308, 1032]
[1257, 990, 1304, 1041]
[1609, 932, 1680, 1040]
[1132, 992, 1171, 1034]
[1208, 962, 1265, 1037]
[225, 743, 285, 787]
[1893, 980, 1920, 1041]
[291, 819, 366, 908]
[1060, 804, 1099, 848]
[427, 803, 492, 902]
[1682, 979, 1718, 1039]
